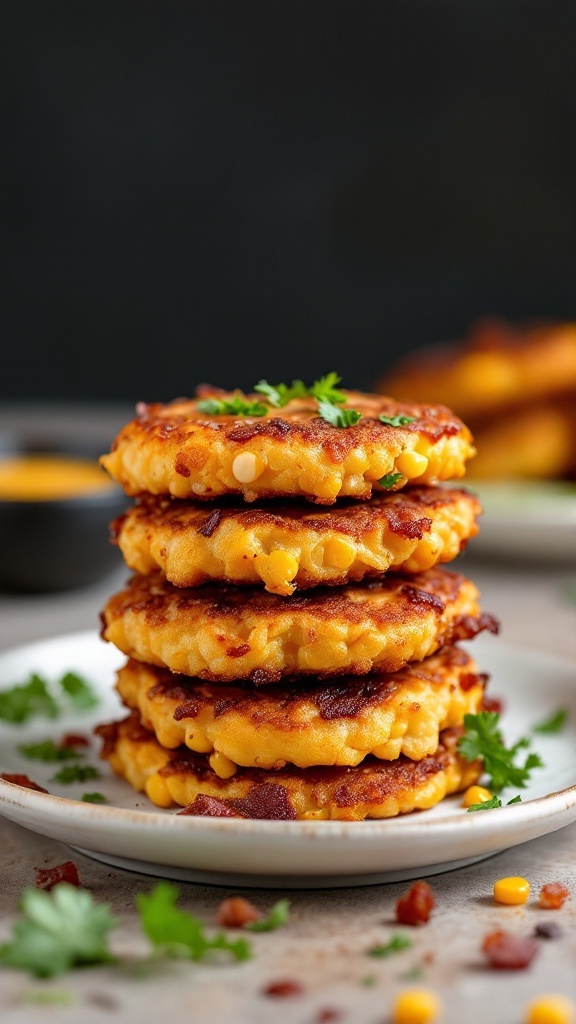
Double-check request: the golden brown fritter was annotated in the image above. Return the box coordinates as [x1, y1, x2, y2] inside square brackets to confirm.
[100, 390, 475, 505]
[466, 402, 576, 480]
[95, 714, 482, 820]
[379, 320, 576, 421]
[112, 486, 481, 596]
[115, 646, 486, 771]
[101, 567, 498, 683]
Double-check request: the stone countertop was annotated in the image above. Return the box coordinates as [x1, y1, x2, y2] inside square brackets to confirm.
[0, 404, 575, 1023]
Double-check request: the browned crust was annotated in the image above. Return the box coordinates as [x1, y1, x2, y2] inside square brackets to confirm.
[112, 485, 480, 545]
[120, 646, 484, 726]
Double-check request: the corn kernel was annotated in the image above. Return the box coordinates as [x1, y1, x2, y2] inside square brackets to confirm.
[232, 452, 265, 484]
[145, 772, 173, 808]
[209, 751, 238, 779]
[392, 988, 441, 1024]
[462, 785, 493, 808]
[255, 549, 299, 595]
[524, 994, 575, 1024]
[395, 451, 429, 480]
[324, 535, 356, 571]
[493, 876, 531, 905]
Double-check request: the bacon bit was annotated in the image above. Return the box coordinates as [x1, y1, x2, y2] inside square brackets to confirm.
[539, 882, 570, 909]
[263, 980, 305, 998]
[482, 695, 504, 715]
[1, 773, 48, 793]
[178, 795, 243, 817]
[35, 861, 81, 891]
[395, 881, 436, 926]
[60, 733, 90, 749]
[316, 1010, 342, 1022]
[482, 929, 540, 970]
[217, 896, 261, 929]
[534, 921, 563, 940]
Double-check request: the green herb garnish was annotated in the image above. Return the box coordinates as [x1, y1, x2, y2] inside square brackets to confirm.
[368, 933, 412, 958]
[0, 885, 117, 978]
[197, 396, 267, 417]
[458, 712, 544, 792]
[0, 675, 59, 724]
[466, 794, 522, 813]
[378, 414, 416, 427]
[136, 882, 251, 962]
[50, 764, 100, 785]
[317, 400, 362, 428]
[59, 673, 99, 711]
[81, 792, 108, 804]
[18, 740, 83, 763]
[378, 472, 403, 489]
[246, 899, 290, 932]
[254, 379, 308, 407]
[308, 372, 347, 405]
[533, 709, 569, 734]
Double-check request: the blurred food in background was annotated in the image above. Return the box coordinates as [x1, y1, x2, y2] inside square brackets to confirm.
[378, 319, 576, 481]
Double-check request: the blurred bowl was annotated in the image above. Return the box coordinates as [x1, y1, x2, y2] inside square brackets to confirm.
[0, 431, 128, 593]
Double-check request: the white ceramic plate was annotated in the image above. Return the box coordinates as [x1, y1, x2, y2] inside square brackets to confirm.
[468, 481, 576, 562]
[1, 631, 575, 888]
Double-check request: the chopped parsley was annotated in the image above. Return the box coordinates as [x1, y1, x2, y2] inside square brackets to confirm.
[18, 740, 83, 763]
[317, 400, 362, 428]
[136, 882, 251, 962]
[246, 899, 290, 932]
[466, 794, 522, 813]
[308, 372, 347, 405]
[0, 884, 117, 978]
[368, 933, 412, 958]
[533, 708, 569, 734]
[378, 414, 416, 427]
[50, 764, 100, 785]
[0, 671, 98, 725]
[458, 712, 544, 792]
[254, 379, 308, 407]
[197, 395, 268, 417]
[81, 792, 108, 804]
[378, 472, 403, 489]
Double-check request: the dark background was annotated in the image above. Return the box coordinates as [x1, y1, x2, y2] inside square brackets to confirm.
[1, 0, 575, 402]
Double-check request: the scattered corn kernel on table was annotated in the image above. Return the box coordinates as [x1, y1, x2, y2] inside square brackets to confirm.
[0, 405, 575, 1024]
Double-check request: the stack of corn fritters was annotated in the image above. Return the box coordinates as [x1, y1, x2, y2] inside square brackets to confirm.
[96, 386, 498, 820]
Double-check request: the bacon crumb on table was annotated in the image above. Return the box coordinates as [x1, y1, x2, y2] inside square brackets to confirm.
[481, 930, 540, 970]
[262, 980, 305, 998]
[395, 881, 436, 926]
[539, 883, 570, 909]
[534, 921, 563, 940]
[35, 861, 81, 890]
[217, 896, 260, 928]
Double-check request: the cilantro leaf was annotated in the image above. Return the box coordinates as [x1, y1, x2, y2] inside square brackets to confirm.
[18, 740, 83, 763]
[309, 372, 346, 405]
[81, 792, 108, 804]
[246, 899, 290, 932]
[378, 414, 416, 427]
[197, 396, 267, 417]
[458, 712, 544, 792]
[317, 400, 362, 428]
[254, 379, 308, 407]
[533, 709, 569, 734]
[0, 884, 117, 978]
[378, 472, 403, 489]
[136, 882, 251, 962]
[0, 675, 59, 724]
[368, 934, 412, 958]
[58, 673, 99, 711]
[51, 764, 100, 784]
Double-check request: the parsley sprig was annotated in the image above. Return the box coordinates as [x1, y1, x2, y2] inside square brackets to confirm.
[368, 934, 412, 958]
[254, 379, 308, 407]
[197, 395, 267, 417]
[245, 898, 290, 932]
[137, 882, 251, 962]
[378, 414, 416, 427]
[0, 672, 98, 725]
[458, 712, 544, 793]
[467, 794, 522, 813]
[18, 740, 83, 763]
[254, 372, 362, 428]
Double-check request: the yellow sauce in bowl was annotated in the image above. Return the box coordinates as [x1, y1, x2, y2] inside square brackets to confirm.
[0, 455, 117, 501]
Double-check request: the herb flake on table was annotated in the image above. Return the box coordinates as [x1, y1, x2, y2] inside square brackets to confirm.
[368, 933, 413, 958]
[246, 898, 290, 932]
[0, 884, 117, 978]
[137, 881, 252, 962]
[458, 712, 544, 792]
